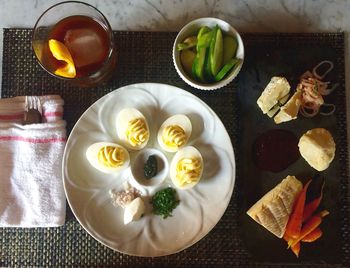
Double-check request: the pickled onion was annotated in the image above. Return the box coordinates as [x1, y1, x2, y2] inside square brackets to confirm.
[312, 60, 334, 80]
[299, 60, 336, 118]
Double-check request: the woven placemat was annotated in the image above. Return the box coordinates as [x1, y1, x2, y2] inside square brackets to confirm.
[1, 29, 349, 267]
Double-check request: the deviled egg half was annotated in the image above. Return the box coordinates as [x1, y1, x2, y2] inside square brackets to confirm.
[116, 108, 150, 150]
[157, 114, 192, 152]
[86, 142, 130, 174]
[170, 146, 203, 190]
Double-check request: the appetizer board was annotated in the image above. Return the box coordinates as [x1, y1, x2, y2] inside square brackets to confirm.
[1, 29, 349, 267]
[237, 33, 347, 264]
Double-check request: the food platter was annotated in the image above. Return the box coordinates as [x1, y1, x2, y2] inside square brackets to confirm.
[236, 38, 345, 263]
[62, 83, 235, 257]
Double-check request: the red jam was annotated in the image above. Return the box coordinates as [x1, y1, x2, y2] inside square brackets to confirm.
[253, 129, 300, 172]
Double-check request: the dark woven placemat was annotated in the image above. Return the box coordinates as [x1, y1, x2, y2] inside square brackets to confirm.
[1, 29, 349, 267]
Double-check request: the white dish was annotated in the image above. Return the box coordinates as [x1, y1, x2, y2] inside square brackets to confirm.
[62, 83, 236, 257]
[173, 17, 244, 90]
[131, 148, 168, 187]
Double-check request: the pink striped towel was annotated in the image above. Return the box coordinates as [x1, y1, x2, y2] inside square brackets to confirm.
[0, 95, 66, 227]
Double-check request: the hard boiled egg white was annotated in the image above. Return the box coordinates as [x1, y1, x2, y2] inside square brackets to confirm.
[116, 108, 150, 150]
[170, 146, 203, 190]
[157, 114, 192, 152]
[86, 142, 130, 174]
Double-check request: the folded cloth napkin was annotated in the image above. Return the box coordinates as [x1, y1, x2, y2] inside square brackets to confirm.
[0, 95, 66, 227]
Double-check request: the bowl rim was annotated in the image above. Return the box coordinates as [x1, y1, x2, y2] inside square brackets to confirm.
[173, 17, 245, 90]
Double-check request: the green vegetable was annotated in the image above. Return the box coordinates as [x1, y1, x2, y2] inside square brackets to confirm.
[180, 49, 196, 76]
[151, 187, 180, 219]
[192, 47, 207, 82]
[209, 25, 224, 77]
[204, 50, 215, 82]
[177, 36, 197, 51]
[222, 35, 238, 64]
[178, 24, 240, 83]
[196, 26, 211, 51]
[192, 27, 213, 82]
[144, 155, 158, 179]
[214, 58, 240, 82]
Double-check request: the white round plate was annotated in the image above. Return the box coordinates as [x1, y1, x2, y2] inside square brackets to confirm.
[62, 83, 235, 257]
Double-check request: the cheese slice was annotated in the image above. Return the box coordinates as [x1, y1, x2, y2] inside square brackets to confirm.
[257, 77, 291, 114]
[298, 128, 336, 171]
[247, 175, 303, 238]
[267, 94, 290, 118]
[274, 88, 302, 124]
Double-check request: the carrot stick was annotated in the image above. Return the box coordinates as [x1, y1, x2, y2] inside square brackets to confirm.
[283, 232, 290, 242]
[291, 242, 300, 258]
[303, 180, 325, 222]
[289, 210, 329, 248]
[301, 227, 323, 242]
[285, 180, 312, 240]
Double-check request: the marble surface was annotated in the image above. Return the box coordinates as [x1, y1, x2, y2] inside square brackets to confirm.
[0, 0, 349, 32]
[0, 0, 349, 109]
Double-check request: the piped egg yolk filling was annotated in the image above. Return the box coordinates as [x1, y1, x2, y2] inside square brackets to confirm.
[98, 146, 125, 168]
[162, 125, 186, 149]
[176, 157, 202, 186]
[48, 39, 76, 78]
[126, 118, 149, 147]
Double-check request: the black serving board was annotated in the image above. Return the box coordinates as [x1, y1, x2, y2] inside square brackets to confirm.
[237, 33, 347, 264]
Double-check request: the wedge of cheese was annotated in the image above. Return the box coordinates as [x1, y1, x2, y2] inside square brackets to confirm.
[257, 77, 291, 114]
[298, 128, 336, 171]
[124, 197, 145, 224]
[274, 87, 302, 124]
[247, 175, 303, 238]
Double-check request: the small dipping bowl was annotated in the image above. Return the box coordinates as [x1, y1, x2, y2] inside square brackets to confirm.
[131, 148, 169, 187]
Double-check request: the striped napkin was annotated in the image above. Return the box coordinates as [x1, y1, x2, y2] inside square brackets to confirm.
[0, 95, 66, 227]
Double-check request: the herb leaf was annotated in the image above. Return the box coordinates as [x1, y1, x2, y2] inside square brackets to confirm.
[151, 187, 180, 219]
[144, 155, 158, 179]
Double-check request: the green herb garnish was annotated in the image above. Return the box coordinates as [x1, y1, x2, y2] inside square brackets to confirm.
[144, 155, 158, 179]
[313, 81, 319, 95]
[151, 187, 180, 219]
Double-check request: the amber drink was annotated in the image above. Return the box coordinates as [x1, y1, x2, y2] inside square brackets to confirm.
[32, 2, 115, 87]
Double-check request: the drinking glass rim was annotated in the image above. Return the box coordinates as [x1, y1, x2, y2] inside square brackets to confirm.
[32, 0, 115, 81]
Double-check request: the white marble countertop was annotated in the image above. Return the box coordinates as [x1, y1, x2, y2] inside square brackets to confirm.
[0, 0, 349, 116]
[0, 0, 349, 32]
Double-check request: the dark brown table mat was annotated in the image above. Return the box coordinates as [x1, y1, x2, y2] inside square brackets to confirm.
[1, 29, 349, 267]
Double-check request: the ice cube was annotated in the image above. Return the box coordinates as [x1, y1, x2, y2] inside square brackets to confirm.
[64, 28, 107, 69]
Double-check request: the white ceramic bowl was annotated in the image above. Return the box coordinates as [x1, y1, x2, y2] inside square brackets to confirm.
[173, 17, 244, 90]
[130, 148, 169, 187]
